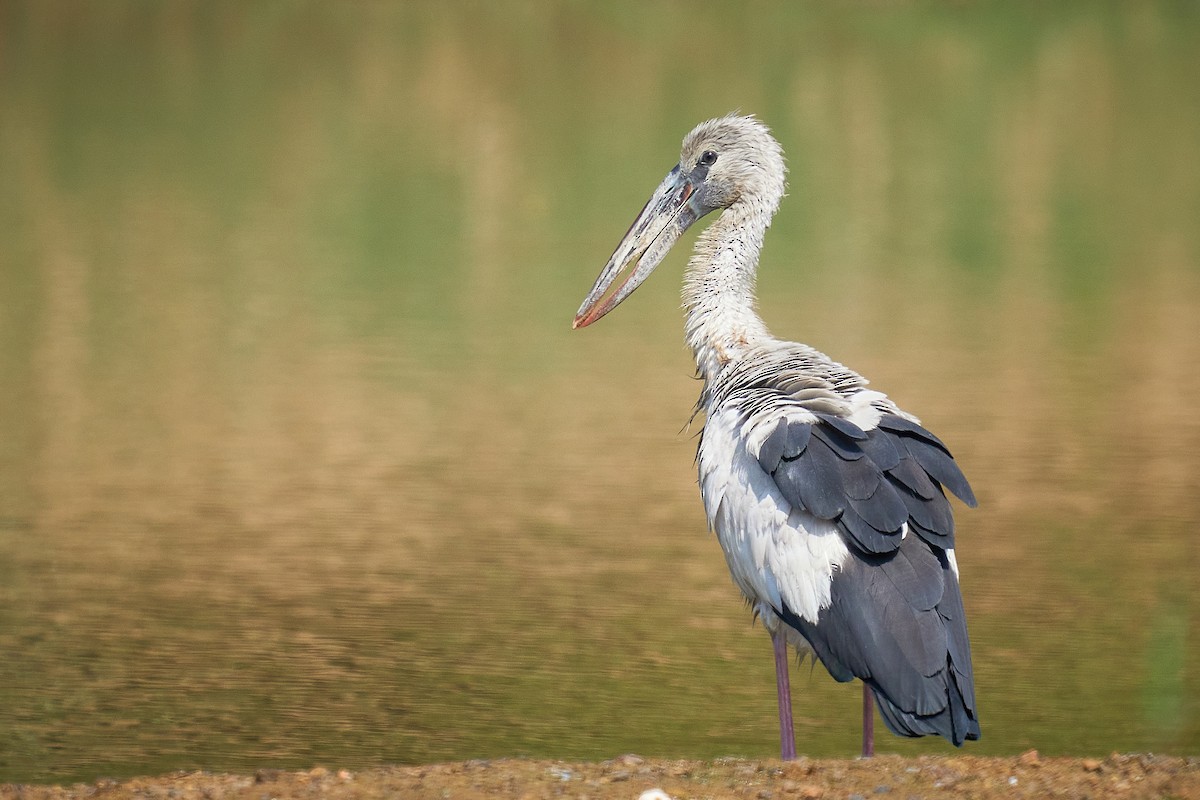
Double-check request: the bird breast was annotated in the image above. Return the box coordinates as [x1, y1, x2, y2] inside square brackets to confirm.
[698, 405, 852, 627]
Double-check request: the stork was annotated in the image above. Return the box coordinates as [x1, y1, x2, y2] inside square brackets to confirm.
[573, 115, 980, 759]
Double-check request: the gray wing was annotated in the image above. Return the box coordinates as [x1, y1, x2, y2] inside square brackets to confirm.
[757, 412, 976, 555]
[777, 536, 980, 744]
[757, 411, 980, 745]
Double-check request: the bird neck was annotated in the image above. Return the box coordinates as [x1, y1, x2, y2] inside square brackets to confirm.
[683, 199, 774, 380]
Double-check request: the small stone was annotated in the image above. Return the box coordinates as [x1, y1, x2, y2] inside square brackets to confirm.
[1018, 749, 1040, 766]
[798, 785, 824, 799]
[1083, 759, 1103, 773]
[618, 754, 645, 766]
[308, 767, 329, 779]
[336, 770, 352, 781]
[873, 785, 891, 794]
[638, 791, 673, 800]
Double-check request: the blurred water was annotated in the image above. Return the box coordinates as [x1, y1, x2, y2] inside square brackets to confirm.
[2, 1, 1199, 783]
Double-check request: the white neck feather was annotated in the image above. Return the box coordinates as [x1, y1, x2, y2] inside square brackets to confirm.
[683, 200, 775, 380]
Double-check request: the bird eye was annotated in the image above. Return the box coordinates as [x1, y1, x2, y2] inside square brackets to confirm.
[698, 150, 718, 167]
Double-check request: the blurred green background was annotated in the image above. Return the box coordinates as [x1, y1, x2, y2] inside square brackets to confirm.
[2, 0, 1199, 784]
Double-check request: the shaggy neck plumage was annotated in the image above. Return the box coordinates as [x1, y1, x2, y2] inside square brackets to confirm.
[683, 198, 777, 381]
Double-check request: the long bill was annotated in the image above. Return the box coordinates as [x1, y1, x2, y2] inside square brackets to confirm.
[573, 164, 708, 329]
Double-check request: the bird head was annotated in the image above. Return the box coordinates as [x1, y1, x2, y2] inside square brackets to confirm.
[573, 115, 786, 329]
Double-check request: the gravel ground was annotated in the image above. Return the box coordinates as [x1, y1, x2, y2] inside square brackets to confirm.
[4, 752, 1200, 800]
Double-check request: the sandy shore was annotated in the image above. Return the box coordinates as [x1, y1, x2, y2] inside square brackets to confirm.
[4, 752, 1200, 800]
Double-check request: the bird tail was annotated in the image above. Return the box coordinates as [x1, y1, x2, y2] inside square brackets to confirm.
[868, 662, 980, 745]
[775, 540, 981, 748]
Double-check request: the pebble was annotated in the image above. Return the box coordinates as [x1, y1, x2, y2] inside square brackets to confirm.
[253, 769, 282, 784]
[638, 790, 673, 800]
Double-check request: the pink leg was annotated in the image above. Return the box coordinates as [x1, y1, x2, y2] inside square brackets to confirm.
[861, 682, 875, 758]
[772, 629, 796, 760]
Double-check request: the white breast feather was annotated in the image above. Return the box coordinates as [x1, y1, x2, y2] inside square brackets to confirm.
[700, 407, 851, 626]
